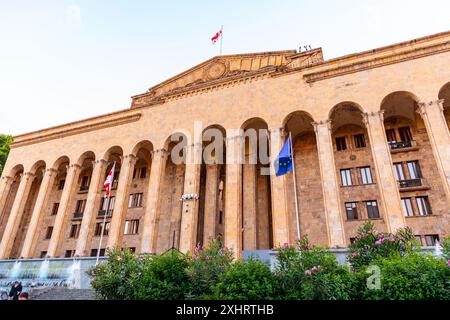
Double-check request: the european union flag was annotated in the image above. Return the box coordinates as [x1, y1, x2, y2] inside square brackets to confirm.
[274, 136, 293, 177]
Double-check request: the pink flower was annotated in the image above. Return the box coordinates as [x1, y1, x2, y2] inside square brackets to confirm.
[281, 243, 289, 250]
[305, 270, 312, 276]
[447, 260, 450, 267]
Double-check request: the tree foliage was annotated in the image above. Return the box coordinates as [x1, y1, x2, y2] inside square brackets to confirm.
[0, 134, 13, 176]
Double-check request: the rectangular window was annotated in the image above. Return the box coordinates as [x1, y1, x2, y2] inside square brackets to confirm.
[393, 163, 405, 181]
[385, 129, 397, 143]
[219, 211, 223, 225]
[100, 196, 115, 212]
[416, 197, 432, 216]
[345, 202, 358, 220]
[40, 251, 47, 259]
[124, 219, 140, 235]
[51, 203, 60, 215]
[354, 134, 366, 148]
[75, 199, 86, 213]
[340, 169, 352, 186]
[45, 226, 53, 239]
[94, 222, 110, 236]
[58, 179, 66, 190]
[359, 167, 373, 185]
[128, 193, 143, 208]
[81, 176, 90, 188]
[69, 224, 81, 238]
[65, 250, 75, 258]
[90, 249, 106, 257]
[407, 161, 422, 180]
[424, 235, 439, 246]
[398, 127, 412, 142]
[366, 201, 380, 219]
[336, 137, 347, 151]
[140, 167, 147, 179]
[401, 198, 414, 217]
[132, 168, 137, 179]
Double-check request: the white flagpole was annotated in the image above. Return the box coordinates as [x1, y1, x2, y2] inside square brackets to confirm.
[289, 132, 301, 240]
[96, 161, 115, 265]
[220, 25, 223, 55]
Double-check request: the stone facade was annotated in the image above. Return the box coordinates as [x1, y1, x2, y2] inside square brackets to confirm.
[0, 31, 449, 259]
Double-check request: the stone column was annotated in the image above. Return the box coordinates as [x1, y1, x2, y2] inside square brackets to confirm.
[224, 134, 243, 259]
[47, 164, 81, 257]
[312, 121, 346, 248]
[417, 100, 450, 205]
[362, 112, 406, 232]
[0, 172, 35, 259]
[242, 162, 257, 250]
[269, 127, 291, 247]
[140, 149, 168, 254]
[0, 176, 14, 218]
[20, 168, 58, 258]
[75, 159, 107, 257]
[203, 164, 219, 245]
[179, 142, 202, 254]
[107, 154, 137, 249]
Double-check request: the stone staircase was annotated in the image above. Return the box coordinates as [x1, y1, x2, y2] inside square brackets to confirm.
[30, 287, 96, 300]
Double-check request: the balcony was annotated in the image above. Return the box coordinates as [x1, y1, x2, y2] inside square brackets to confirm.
[389, 140, 419, 153]
[72, 212, 83, 220]
[97, 210, 113, 218]
[398, 179, 430, 192]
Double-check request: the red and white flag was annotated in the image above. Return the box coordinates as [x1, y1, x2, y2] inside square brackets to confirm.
[211, 29, 222, 44]
[103, 162, 116, 197]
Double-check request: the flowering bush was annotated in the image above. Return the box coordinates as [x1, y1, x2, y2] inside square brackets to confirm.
[347, 222, 418, 271]
[186, 240, 234, 299]
[274, 236, 352, 300]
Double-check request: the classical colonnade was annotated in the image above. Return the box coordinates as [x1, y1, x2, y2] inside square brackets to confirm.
[0, 85, 449, 259]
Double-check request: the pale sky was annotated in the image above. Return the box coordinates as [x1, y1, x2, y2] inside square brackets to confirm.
[0, 0, 449, 136]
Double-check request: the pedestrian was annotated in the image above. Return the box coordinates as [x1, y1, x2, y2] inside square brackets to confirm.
[8, 281, 22, 300]
[18, 292, 29, 300]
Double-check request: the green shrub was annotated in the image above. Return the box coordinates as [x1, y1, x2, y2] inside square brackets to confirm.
[87, 247, 140, 300]
[352, 253, 450, 300]
[442, 236, 450, 260]
[348, 222, 418, 271]
[274, 236, 352, 300]
[133, 249, 191, 300]
[186, 240, 234, 299]
[211, 258, 277, 300]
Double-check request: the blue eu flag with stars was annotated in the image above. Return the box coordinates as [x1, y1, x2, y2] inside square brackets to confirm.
[274, 136, 293, 177]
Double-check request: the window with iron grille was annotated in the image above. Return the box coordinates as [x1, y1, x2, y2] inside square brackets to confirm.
[336, 137, 347, 151]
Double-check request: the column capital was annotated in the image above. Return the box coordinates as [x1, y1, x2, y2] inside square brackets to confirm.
[1, 175, 13, 182]
[22, 172, 36, 179]
[418, 99, 445, 115]
[361, 110, 385, 126]
[151, 148, 169, 158]
[312, 120, 332, 132]
[123, 154, 138, 165]
[68, 163, 82, 170]
[95, 159, 108, 166]
[44, 168, 58, 177]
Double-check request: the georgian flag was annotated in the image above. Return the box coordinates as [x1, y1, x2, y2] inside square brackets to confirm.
[103, 163, 116, 197]
[211, 29, 222, 44]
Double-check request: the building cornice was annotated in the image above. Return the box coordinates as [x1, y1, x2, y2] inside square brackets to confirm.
[11, 113, 142, 148]
[303, 40, 450, 83]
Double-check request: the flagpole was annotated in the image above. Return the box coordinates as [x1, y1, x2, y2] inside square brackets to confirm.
[220, 25, 223, 55]
[96, 161, 115, 265]
[289, 132, 301, 240]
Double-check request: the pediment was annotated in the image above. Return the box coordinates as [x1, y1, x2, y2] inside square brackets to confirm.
[131, 49, 323, 107]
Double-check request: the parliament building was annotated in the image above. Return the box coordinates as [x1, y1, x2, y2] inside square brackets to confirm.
[0, 31, 449, 260]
